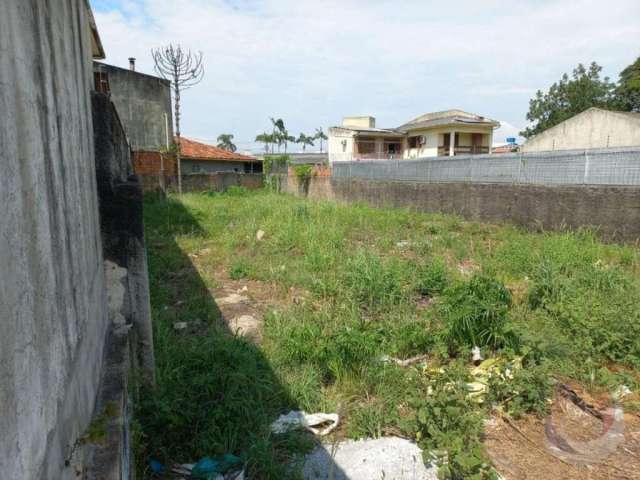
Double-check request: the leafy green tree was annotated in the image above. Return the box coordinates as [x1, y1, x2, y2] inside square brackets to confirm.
[616, 56, 640, 112]
[314, 127, 328, 152]
[296, 133, 315, 151]
[216, 133, 237, 152]
[521, 62, 617, 138]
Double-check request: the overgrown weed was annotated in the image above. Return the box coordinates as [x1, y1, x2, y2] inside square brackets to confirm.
[139, 190, 640, 479]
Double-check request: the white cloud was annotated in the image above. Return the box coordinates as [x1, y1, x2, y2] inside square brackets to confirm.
[92, 0, 640, 152]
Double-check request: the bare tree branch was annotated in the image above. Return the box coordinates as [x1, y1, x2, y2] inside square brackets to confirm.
[151, 44, 205, 194]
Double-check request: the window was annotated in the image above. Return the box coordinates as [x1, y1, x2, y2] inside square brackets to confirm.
[408, 136, 425, 149]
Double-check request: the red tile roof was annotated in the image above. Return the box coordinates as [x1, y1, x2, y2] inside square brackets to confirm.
[177, 137, 257, 162]
[492, 144, 519, 154]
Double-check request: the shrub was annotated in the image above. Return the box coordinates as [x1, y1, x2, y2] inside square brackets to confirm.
[440, 275, 514, 350]
[343, 250, 408, 310]
[415, 261, 448, 296]
[408, 366, 496, 479]
[486, 364, 554, 418]
[229, 259, 252, 279]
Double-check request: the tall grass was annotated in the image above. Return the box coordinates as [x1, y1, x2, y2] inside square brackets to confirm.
[139, 189, 640, 479]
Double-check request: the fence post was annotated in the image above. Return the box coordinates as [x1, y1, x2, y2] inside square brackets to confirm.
[583, 150, 590, 185]
[517, 152, 523, 184]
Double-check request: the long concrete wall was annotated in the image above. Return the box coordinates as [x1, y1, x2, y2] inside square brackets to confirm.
[0, 1, 109, 479]
[285, 176, 640, 242]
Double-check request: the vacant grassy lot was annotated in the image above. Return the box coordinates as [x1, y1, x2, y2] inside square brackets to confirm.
[137, 189, 640, 479]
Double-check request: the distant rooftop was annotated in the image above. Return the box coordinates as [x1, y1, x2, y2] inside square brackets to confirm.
[397, 109, 500, 131]
[332, 109, 499, 134]
[179, 137, 258, 163]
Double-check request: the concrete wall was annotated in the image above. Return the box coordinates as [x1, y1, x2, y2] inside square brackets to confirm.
[180, 172, 264, 192]
[94, 62, 173, 151]
[182, 158, 262, 173]
[522, 108, 640, 152]
[0, 2, 109, 479]
[87, 92, 156, 479]
[284, 176, 640, 242]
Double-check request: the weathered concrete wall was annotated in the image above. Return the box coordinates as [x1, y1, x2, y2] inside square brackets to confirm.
[522, 108, 640, 152]
[180, 172, 264, 192]
[94, 61, 173, 151]
[0, 2, 109, 479]
[87, 91, 156, 480]
[92, 92, 155, 383]
[182, 158, 262, 174]
[285, 176, 640, 242]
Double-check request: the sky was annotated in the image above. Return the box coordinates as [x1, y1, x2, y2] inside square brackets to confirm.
[91, 0, 640, 153]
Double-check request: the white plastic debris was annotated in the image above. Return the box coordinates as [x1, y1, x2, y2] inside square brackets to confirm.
[471, 346, 484, 364]
[613, 385, 632, 401]
[215, 293, 248, 306]
[173, 322, 188, 330]
[256, 229, 265, 241]
[396, 240, 410, 248]
[271, 411, 339, 436]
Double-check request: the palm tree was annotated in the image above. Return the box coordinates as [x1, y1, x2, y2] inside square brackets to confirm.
[255, 132, 272, 153]
[216, 133, 237, 152]
[270, 117, 287, 153]
[315, 127, 328, 153]
[296, 133, 315, 151]
[282, 131, 296, 153]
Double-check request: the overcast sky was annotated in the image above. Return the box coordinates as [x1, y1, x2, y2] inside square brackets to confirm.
[91, 0, 640, 153]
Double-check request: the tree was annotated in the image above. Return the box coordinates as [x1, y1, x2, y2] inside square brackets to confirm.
[296, 133, 315, 151]
[282, 131, 295, 153]
[152, 44, 204, 193]
[521, 62, 616, 139]
[314, 127, 328, 152]
[616, 56, 640, 112]
[255, 132, 273, 153]
[270, 117, 286, 152]
[216, 133, 237, 152]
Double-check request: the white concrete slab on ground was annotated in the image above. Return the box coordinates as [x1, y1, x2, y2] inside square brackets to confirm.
[303, 437, 438, 480]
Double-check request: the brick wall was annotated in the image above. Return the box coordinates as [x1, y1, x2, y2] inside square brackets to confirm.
[132, 150, 176, 176]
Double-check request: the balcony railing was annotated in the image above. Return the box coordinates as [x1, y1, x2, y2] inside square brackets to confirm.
[437, 146, 490, 156]
[355, 152, 404, 160]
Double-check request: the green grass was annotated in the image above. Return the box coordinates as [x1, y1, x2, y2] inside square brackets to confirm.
[137, 189, 640, 479]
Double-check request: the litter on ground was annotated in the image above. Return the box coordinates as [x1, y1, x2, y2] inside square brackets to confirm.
[302, 436, 438, 480]
[271, 411, 339, 436]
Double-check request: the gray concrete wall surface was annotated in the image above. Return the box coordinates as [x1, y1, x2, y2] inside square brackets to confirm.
[284, 176, 640, 242]
[522, 108, 640, 152]
[180, 172, 264, 192]
[182, 158, 261, 173]
[94, 61, 173, 151]
[92, 91, 155, 384]
[0, 1, 109, 479]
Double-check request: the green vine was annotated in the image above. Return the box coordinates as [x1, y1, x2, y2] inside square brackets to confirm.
[263, 155, 289, 191]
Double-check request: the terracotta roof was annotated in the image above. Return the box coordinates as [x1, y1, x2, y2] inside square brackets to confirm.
[492, 144, 519, 154]
[177, 137, 258, 162]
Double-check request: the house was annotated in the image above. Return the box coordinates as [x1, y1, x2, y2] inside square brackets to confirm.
[492, 138, 519, 154]
[180, 137, 262, 173]
[521, 108, 640, 152]
[93, 60, 176, 179]
[328, 110, 499, 162]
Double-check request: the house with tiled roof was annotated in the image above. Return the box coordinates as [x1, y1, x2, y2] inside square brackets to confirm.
[179, 137, 262, 173]
[328, 110, 499, 163]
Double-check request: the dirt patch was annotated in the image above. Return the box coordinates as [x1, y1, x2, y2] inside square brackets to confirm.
[485, 387, 640, 480]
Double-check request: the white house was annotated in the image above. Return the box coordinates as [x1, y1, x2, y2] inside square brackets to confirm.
[328, 110, 499, 163]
